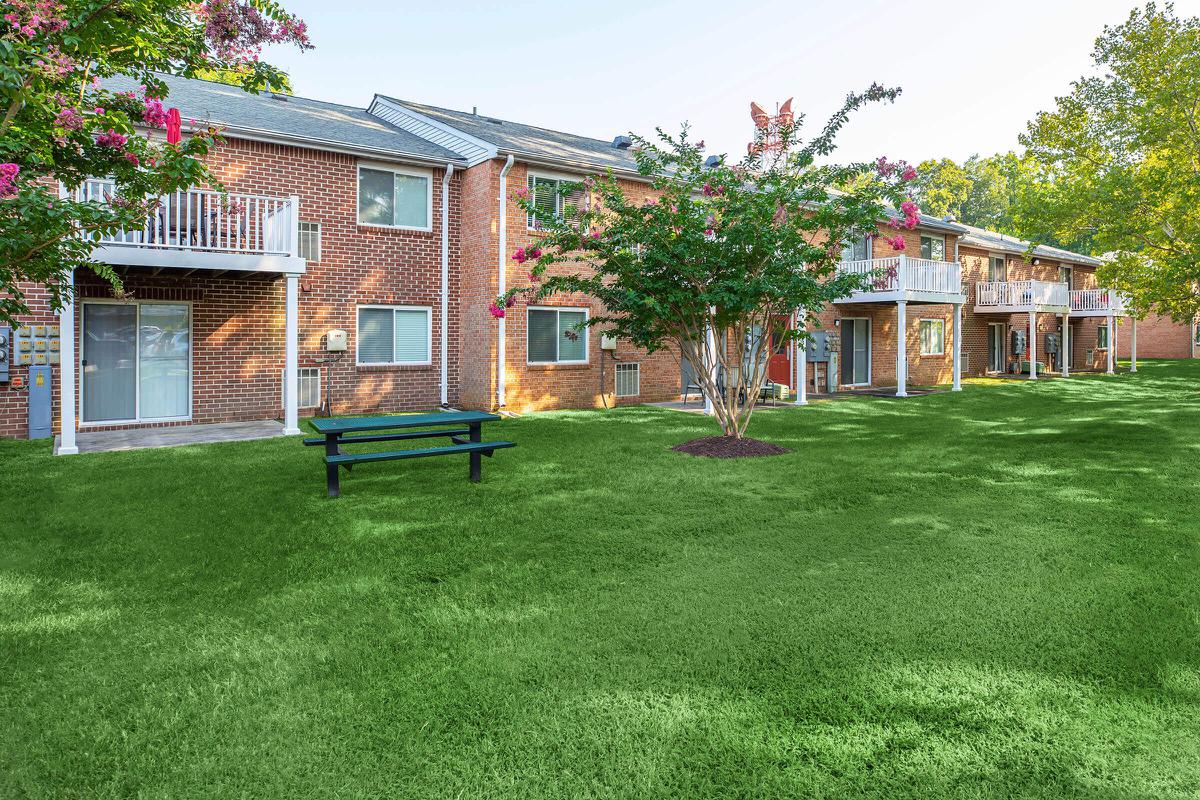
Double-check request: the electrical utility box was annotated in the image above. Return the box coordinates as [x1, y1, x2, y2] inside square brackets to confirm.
[600, 334, 618, 351]
[806, 331, 830, 362]
[0, 325, 10, 382]
[325, 329, 347, 352]
[28, 365, 52, 439]
[1045, 332, 1060, 354]
[1011, 329, 1027, 355]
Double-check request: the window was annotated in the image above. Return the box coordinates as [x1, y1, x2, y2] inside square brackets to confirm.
[1097, 325, 1109, 349]
[357, 165, 431, 229]
[615, 362, 640, 397]
[919, 319, 945, 356]
[841, 234, 871, 261]
[356, 306, 432, 365]
[919, 235, 945, 261]
[1194, 321, 1200, 346]
[282, 367, 321, 408]
[989, 255, 1007, 282]
[527, 307, 588, 364]
[1060, 264, 1073, 288]
[298, 222, 321, 261]
[527, 174, 585, 229]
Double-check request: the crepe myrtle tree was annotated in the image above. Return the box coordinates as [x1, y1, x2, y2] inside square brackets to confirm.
[491, 84, 921, 440]
[0, 0, 311, 325]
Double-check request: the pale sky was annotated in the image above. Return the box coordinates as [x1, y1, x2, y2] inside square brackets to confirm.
[262, 0, 1188, 165]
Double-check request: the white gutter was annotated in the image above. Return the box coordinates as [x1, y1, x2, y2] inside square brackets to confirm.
[440, 163, 455, 406]
[497, 154, 515, 409]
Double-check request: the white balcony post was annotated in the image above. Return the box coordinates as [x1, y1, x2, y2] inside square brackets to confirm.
[896, 300, 908, 397]
[704, 308, 716, 416]
[1029, 312, 1037, 380]
[56, 271, 78, 456]
[283, 273, 301, 435]
[1061, 313, 1070, 378]
[1130, 317, 1138, 372]
[952, 302, 962, 391]
[1106, 316, 1115, 374]
[794, 307, 807, 406]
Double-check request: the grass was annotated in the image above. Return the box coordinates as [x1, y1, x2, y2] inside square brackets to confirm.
[2, 360, 1199, 799]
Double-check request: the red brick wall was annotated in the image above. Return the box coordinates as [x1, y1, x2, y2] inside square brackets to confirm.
[1120, 313, 1197, 359]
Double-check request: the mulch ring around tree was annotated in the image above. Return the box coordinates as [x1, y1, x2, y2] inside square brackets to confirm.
[671, 436, 790, 459]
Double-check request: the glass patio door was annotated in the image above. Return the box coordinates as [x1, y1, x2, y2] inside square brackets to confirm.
[840, 318, 870, 385]
[82, 302, 190, 423]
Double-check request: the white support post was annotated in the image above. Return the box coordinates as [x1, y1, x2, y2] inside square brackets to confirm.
[1130, 317, 1137, 372]
[1029, 312, 1038, 380]
[896, 300, 908, 397]
[56, 273, 78, 456]
[794, 307, 807, 406]
[1106, 315, 1115, 374]
[951, 302, 962, 391]
[283, 272, 301, 435]
[704, 308, 717, 416]
[1061, 313, 1070, 378]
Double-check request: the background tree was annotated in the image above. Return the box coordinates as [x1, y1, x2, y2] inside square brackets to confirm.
[0, 0, 311, 325]
[495, 86, 919, 443]
[1019, 2, 1200, 321]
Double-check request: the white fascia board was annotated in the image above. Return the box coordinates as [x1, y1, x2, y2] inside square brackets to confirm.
[368, 97, 497, 167]
[92, 245, 307, 274]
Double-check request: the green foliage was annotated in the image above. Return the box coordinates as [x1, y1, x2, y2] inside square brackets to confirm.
[502, 86, 915, 437]
[0, 0, 309, 324]
[1020, 2, 1200, 321]
[909, 152, 1054, 241]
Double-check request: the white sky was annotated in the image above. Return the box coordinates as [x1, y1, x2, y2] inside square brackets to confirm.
[263, 0, 1190, 165]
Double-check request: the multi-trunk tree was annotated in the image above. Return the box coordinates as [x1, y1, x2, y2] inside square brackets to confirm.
[0, 0, 311, 325]
[492, 86, 920, 441]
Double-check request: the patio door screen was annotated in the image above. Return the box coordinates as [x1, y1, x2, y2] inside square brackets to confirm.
[82, 302, 190, 423]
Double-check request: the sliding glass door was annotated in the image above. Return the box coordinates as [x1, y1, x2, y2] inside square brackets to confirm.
[82, 302, 190, 423]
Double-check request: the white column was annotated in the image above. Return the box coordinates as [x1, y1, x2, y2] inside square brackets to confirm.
[951, 302, 962, 391]
[794, 308, 807, 406]
[1130, 317, 1137, 372]
[895, 300, 908, 397]
[283, 272, 301, 435]
[1106, 315, 1115, 374]
[704, 308, 716, 416]
[1029, 312, 1037, 379]
[57, 274, 78, 456]
[1061, 313, 1070, 378]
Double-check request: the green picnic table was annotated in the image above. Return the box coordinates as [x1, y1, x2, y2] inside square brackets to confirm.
[305, 411, 515, 497]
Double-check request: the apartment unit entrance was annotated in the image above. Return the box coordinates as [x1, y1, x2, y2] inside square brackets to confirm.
[988, 323, 1006, 373]
[840, 318, 870, 386]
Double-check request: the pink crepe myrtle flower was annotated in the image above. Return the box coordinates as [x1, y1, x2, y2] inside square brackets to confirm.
[705, 228, 715, 237]
[514, 186, 530, 200]
[900, 200, 918, 216]
[142, 98, 169, 129]
[886, 235, 906, 251]
[93, 107, 105, 116]
[124, 152, 140, 166]
[95, 129, 127, 149]
[512, 247, 527, 264]
[528, 246, 542, 259]
[901, 164, 917, 181]
[875, 156, 896, 178]
[488, 302, 505, 319]
[527, 271, 540, 283]
[54, 107, 83, 131]
[589, 231, 600, 240]
[0, 163, 20, 197]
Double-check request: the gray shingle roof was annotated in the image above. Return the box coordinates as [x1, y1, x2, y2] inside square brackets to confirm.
[105, 74, 463, 163]
[958, 223, 1101, 266]
[379, 97, 644, 174]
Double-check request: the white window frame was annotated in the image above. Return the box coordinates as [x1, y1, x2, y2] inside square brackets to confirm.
[1193, 320, 1200, 346]
[356, 162, 433, 232]
[282, 366, 321, 409]
[841, 233, 872, 262]
[298, 221, 321, 262]
[1059, 263, 1073, 287]
[919, 234, 946, 262]
[355, 304, 433, 366]
[526, 171, 581, 230]
[614, 362, 640, 397]
[1097, 324, 1109, 349]
[919, 318, 946, 356]
[527, 305, 590, 365]
[989, 254, 1007, 282]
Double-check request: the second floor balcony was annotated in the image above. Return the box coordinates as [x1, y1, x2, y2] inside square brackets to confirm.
[70, 180, 306, 276]
[1069, 288, 1128, 316]
[836, 256, 965, 305]
[975, 280, 1069, 313]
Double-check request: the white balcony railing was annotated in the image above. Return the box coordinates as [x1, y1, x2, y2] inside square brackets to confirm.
[976, 280, 1069, 309]
[73, 180, 298, 257]
[1070, 288, 1127, 314]
[838, 255, 962, 295]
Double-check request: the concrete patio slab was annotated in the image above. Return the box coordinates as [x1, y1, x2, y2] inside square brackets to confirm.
[55, 420, 287, 454]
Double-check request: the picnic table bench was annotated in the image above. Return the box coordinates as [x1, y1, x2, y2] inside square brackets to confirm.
[305, 411, 515, 497]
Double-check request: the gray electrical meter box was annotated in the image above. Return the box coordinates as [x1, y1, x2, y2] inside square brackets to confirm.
[0, 325, 9, 382]
[1045, 332, 1060, 354]
[28, 365, 52, 439]
[806, 331, 831, 363]
[1011, 329, 1027, 355]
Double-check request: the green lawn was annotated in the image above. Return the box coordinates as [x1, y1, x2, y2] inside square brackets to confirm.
[3, 360, 1199, 799]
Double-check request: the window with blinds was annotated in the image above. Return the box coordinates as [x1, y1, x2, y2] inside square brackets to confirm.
[356, 306, 431, 365]
[615, 363, 640, 397]
[357, 165, 431, 230]
[298, 222, 320, 261]
[920, 235, 945, 261]
[919, 319, 945, 355]
[527, 307, 588, 364]
[527, 174, 586, 229]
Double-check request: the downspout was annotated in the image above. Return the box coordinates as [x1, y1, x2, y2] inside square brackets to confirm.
[440, 163, 455, 407]
[496, 154, 515, 410]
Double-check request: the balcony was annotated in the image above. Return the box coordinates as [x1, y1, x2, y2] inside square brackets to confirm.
[975, 280, 1068, 313]
[71, 181, 305, 275]
[836, 256, 965, 304]
[1069, 288, 1127, 316]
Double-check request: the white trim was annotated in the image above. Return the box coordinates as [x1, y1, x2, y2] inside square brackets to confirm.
[356, 162, 434, 232]
[78, 299, 194, 426]
[919, 233, 946, 261]
[282, 366, 322, 409]
[355, 305, 434, 366]
[918, 317, 946, 356]
[367, 97, 498, 167]
[527, 305, 590, 365]
[614, 362, 640, 397]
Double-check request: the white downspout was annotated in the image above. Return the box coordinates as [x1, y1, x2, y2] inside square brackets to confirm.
[497, 154, 515, 410]
[440, 163, 455, 407]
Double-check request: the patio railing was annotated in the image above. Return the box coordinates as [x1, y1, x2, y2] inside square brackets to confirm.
[838, 255, 962, 295]
[1070, 288, 1127, 314]
[976, 280, 1069, 309]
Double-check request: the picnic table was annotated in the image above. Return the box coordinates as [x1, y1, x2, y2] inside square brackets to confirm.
[305, 411, 515, 498]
